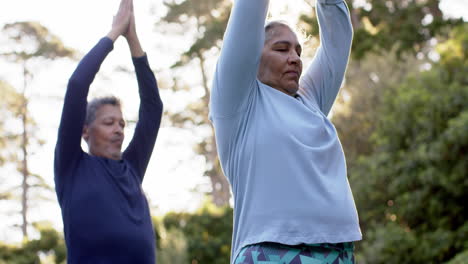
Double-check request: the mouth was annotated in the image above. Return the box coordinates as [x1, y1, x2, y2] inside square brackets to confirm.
[285, 70, 299, 77]
[284, 71, 299, 83]
[111, 138, 123, 145]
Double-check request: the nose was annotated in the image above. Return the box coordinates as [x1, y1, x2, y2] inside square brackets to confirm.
[288, 51, 301, 65]
[114, 123, 124, 135]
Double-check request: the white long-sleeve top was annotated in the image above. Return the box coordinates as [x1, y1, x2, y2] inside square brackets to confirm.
[210, 0, 362, 261]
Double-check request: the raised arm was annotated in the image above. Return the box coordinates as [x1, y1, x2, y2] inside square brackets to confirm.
[210, 0, 270, 117]
[54, 39, 113, 197]
[122, 3, 163, 181]
[54, 0, 132, 198]
[298, 0, 353, 116]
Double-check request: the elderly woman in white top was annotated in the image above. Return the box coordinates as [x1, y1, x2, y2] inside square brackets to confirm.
[209, 0, 361, 263]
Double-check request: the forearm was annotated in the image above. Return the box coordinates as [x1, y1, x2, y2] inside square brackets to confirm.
[316, 0, 353, 59]
[299, 0, 353, 115]
[133, 55, 161, 105]
[69, 38, 114, 87]
[220, 0, 269, 64]
[59, 37, 114, 148]
[210, 0, 269, 116]
[106, 29, 120, 42]
[126, 36, 145, 58]
[123, 55, 162, 178]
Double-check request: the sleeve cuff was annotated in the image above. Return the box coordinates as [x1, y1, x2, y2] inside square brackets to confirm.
[132, 53, 149, 66]
[100, 37, 115, 50]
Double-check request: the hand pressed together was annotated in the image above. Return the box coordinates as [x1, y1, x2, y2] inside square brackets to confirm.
[106, 0, 144, 57]
[107, 0, 132, 42]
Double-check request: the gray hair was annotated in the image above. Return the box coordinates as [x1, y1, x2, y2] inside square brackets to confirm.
[265, 20, 293, 43]
[85, 96, 122, 126]
[264, 20, 307, 45]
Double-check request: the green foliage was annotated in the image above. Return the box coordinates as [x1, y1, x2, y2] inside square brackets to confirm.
[1, 20, 75, 238]
[300, 0, 463, 60]
[349, 24, 468, 263]
[333, 50, 422, 166]
[445, 250, 468, 264]
[154, 217, 189, 263]
[0, 223, 66, 264]
[0, 80, 23, 167]
[2, 22, 75, 61]
[436, 23, 468, 83]
[162, 0, 230, 67]
[162, 201, 233, 264]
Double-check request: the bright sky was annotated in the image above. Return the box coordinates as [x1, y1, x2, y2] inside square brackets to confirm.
[0, 0, 467, 243]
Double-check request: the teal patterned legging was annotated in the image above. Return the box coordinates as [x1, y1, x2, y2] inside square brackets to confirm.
[235, 242, 355, 264]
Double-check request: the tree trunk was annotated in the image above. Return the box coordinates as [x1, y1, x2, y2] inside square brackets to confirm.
[427, 0, 442, 18]
[20, 63, 29, 239]
[21, 104, 29, 238]
[197, 51, 231, 207]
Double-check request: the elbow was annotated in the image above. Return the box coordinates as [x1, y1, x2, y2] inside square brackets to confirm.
[347, 25, 354, 46]
[157, 100, 164, 118]
[343, 26, 354, 56]
[153, 93, 163, 116]
[343, 19, 354, 48]
[67, 76, 85, 90]
[347, 34, 354, 55]
[151, 98, 164, 120]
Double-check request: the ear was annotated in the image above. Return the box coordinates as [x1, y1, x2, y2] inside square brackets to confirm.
[82, 125, 90, 142]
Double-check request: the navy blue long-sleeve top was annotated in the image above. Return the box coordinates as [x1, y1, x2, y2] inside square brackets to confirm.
[54, 37, 163, 264]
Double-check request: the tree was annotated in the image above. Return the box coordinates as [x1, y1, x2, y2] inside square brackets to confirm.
[350, 24, 467, 263]
[0, 80, 24, 201]
[163, 201, 233, 264]
[299, 0, 463, 60]
[159, 0, 232, 206]
[333, 50, 422, 168]
[0, 222, 66, 264]
[1, 21, 75, 238]
[153, 217, 188, 263]
[446, 250, 468, 264]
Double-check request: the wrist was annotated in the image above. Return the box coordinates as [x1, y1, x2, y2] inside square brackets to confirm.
[126, 36, 144, 57]
[106, 30, 120, 42]
[125, 33, 138, 43]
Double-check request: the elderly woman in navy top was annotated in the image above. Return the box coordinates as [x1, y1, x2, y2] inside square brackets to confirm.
[54, 0, 162, 263]
[210, 0, 361, 263]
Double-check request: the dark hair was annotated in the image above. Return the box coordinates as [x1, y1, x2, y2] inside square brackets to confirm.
[85, 96, 122, 126]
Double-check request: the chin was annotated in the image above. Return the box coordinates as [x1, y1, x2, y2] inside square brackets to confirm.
[106, 150, 122, 160]
[113, 152, 123, 160]
[285, 85, 299, 95]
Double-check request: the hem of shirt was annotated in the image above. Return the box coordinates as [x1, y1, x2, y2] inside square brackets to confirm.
[231, 232, 362, 264]
[318, 0, 344, 4]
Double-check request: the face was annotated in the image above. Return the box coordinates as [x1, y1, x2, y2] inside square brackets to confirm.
[82, 104, 125, 160]
[258, 25, 303, 96]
